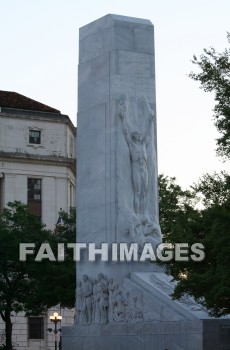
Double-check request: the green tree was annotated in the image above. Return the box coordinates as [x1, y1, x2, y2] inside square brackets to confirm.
[170, 200, 230, 317]
[158, 174, 197, 240]
[0, 201, 51, 350]
[191, 170, 230, 207]
[189, 33, 230, 159]
[49, 207, 76, 308]
[186, 34, 230, 314]
[158, 173, 230, 317]
[22, 206, 76, 312]
[0, 202, 76, 350]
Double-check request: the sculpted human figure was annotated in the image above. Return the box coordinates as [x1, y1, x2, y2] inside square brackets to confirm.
[81, 275, 93, 324]
[92, 279, 100, 324]
[118, 94, 155, 214]
[97, 273, 109, 324]
[112, 284, 126, 322]
[108, 278, 116, 322]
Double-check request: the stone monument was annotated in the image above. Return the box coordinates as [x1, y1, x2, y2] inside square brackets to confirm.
[74, 13, 162, 282]
[62, 14, 229, 350]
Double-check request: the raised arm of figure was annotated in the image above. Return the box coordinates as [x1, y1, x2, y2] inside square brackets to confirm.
[142, 96, 155, 145]
[118, 94, 131, 145]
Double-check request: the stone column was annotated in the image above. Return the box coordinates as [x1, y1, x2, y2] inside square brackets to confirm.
[62, 15, 206, 350]
[77, 14, 161, 282]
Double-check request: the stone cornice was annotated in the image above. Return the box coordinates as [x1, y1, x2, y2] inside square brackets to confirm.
[0, 152, 76, 174]
[0, 111, 76, 134]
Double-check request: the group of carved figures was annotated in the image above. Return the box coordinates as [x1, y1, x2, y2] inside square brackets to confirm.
[76, 273, 144, 325]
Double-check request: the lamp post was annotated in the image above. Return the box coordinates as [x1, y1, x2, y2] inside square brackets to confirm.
[49, 312, 62, 350]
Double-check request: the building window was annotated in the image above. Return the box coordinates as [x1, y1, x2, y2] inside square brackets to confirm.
[28, 317, 44, 339]
[29, 130, 41, 144]
[220, 325, 230, 348]
[28, 178, 41, 200]
[27, 178, 42, 219]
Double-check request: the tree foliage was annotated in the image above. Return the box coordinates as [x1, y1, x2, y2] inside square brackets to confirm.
[50, 207, 76, 308]
[191, 170, 230, 207]
[0, 202, 76, 350]
[158, 173, 230, 317]
[158, 174, 196, 239]
[189, 33, 230, 159]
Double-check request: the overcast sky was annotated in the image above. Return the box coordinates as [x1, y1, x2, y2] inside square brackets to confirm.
[1, 0, 230, 188]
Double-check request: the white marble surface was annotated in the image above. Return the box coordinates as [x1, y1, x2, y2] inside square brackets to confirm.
[77, 13, 161, 281]
[62, 320, 203, 350]
[63, 13, 205, 350]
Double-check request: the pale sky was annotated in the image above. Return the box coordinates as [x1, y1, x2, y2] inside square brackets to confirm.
[1, 0, 229, 188]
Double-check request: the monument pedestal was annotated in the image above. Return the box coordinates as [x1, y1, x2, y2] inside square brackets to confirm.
[62, 321, 203, 350]
[62, 271, 230, 350]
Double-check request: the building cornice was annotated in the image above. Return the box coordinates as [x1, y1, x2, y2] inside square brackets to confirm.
[0, 152, 76, 174]
[0, 111, 76, 135]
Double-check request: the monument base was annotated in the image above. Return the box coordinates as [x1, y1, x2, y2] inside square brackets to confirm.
[62, 272, 230, 350]
[62, 320, 203, 350]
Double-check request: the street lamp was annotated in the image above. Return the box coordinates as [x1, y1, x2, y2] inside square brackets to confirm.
[49, 312, 62, 350]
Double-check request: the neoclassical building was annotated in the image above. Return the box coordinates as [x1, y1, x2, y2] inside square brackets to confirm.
[0, 90, 76, 228]
[0, 90, 75, 349]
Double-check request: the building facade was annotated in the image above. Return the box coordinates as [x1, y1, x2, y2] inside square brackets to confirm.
[0, 90, 76, 229]
[0, 90, 76, 349]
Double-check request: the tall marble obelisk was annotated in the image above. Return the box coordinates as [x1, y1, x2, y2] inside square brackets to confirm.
[76, 14, 162, 281]
[62, 15, 221, 350]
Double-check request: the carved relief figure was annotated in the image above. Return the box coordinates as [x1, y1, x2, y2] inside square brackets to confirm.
[108, 278, 116, 322]
[118, 94, 155, 214]
[130, 218, 161, 248]
[97, 273, 109, 324]
[112, 284, 126, 322]
[77, 273, 152, 325]
[118, 94, 162, 248]
[92, 279, 100, 324]
[81, 274, 93, 324]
